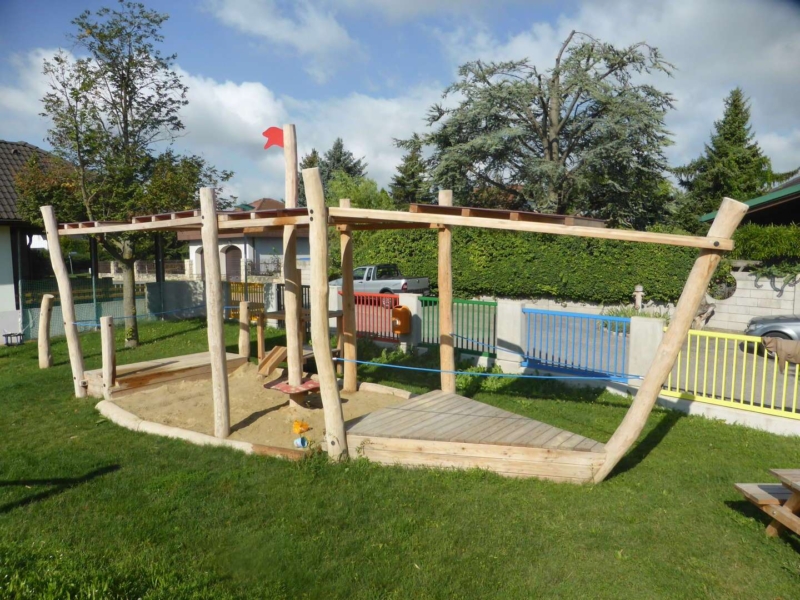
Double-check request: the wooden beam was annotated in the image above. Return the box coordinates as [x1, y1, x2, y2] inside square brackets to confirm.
[437, 191, 456, 393]
[38, 294, 54, 369]
[41, 206, 86, 398]
[200, 188, 230, 439]
[282, 124, 305, 407]
[593, 197, 748, 483]
[339, 198, 357, 392]
[58, 215, 202, 236]
[327, 208, 734, 251]
[100, 316, 116, 400]
[303, 167, 348, 459]
[238, 301, 250, 359]
[256, 313, 265, 361]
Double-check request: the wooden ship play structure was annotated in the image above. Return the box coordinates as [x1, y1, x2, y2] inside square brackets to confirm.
[40, 124, 748, 484]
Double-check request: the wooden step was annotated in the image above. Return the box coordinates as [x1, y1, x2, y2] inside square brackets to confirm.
[734, 483, 792, 506]
[258, 346, 287, 376]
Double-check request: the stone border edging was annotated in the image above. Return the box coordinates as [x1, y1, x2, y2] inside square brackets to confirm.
[96, 400, 306, 460]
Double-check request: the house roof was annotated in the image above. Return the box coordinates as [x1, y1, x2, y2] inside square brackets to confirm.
[699, 177, 800, 223]
[0, 140, 52, 223]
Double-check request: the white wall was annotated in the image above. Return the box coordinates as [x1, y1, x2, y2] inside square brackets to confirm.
[0, 226, 16, 312]
[706, 271, 799, 332]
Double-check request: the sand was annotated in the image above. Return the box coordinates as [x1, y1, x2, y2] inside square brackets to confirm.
[113, 363, 404, 450]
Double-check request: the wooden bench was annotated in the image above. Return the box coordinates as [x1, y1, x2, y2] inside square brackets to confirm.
[736, 470, 800, 538]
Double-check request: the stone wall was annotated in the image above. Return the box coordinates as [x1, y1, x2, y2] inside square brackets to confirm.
[705, 271, 799, 332]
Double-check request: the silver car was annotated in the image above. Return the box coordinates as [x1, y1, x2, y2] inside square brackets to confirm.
[744, 315, 800, 341]
[742, 315, 800, 356]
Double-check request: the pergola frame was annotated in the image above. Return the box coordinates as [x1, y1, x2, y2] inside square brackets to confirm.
[42, 129, 746, 480]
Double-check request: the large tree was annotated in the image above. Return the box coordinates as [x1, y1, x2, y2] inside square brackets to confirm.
[674, 87, 795, 230]
[16, 2, 230, 347]
[404, 31, 674, 227]
[299, 138, 366, 205]
[390, 134, 434, 205]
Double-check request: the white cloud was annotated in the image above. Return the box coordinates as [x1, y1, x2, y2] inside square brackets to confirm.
[435, 0, 800, 176]
[0, 48, 59, 144]
[332, 0, 527, 21]
[205, 0, 362, 83]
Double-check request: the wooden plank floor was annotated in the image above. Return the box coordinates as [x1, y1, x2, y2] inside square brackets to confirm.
[346, 391, 607, 483]
[347, 390, 604, 452]
[85, 352, 247, 398]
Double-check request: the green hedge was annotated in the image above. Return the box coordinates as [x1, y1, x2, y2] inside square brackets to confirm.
[731, 224, 800, 261]
[353, 228, 697, 304]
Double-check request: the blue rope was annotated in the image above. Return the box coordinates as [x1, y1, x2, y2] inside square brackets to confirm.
[333, 358, 641, 380]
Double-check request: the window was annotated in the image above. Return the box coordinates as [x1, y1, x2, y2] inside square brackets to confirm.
[376, 265, 399, 280]
[353, 267, 368, 280]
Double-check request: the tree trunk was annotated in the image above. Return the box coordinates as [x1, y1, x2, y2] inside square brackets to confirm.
[120, 240, 139, 348]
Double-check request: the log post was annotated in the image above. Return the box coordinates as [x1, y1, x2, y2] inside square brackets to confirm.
[593, 197, 748, 483]
[257, 313, 265, 361]
[238, 300, 250, 358]
[339, 198, 358, 392]
[438, 190, 456, 393]
[282, 124, 305, 407]
[302, 167, 348, 459]
[40, 206, 86, 398]
[100, 316, 116, 399]
[38, 293, 54, 369]
[200, 187, 230, 439]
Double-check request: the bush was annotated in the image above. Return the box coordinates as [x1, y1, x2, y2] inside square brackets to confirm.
[354, 227, 697, 304]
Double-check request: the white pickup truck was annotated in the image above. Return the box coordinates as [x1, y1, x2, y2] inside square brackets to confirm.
[330, 264, 429, 295]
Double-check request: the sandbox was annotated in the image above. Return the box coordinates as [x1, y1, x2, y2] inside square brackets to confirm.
[108, 363, 408, 452]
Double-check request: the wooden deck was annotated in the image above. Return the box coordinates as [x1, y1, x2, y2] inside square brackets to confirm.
[85, 351, 247, 399]
[346, 391, 607, 483]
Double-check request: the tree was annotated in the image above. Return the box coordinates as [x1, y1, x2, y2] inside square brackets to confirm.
[675, 88, 795, 230]
[390, 135, 434, 205]
[403, 31, 674, 227]
[326, 172, 394, 210]
[299, 139, 366, 205]
[16, 2, 231, 347]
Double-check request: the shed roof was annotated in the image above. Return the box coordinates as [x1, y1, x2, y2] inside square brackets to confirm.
[699, 178, 800, 223]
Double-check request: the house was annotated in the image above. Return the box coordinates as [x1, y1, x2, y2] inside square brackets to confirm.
[177, 198, 310, 281]
[700, 174, 800, 225]
[0, 141, 48, 341]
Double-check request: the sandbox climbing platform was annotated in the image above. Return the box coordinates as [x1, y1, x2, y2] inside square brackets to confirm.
[346, 390, 606, 483]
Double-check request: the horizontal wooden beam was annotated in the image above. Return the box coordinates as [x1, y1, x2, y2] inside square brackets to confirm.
[58, 214, 310, 236]
[327, 207, 734, 251]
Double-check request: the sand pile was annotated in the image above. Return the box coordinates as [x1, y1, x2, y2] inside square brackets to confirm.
[114, 362, 403, 449]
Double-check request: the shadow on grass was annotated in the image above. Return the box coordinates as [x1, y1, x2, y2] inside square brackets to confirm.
[0, 465, 120, 514]
[725, 499, 800, 552]
[606, 410, 684, 480]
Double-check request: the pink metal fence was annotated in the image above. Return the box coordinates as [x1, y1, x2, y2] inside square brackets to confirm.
[345, 292, 400, 343]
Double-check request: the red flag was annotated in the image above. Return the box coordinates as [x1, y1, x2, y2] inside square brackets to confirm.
[262, 126, 284, 149]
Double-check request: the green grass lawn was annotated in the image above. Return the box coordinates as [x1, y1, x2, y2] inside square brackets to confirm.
[1, 319, 800, 599]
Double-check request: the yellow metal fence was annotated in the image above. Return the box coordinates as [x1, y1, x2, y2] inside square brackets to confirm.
[663, 329, 800, 420]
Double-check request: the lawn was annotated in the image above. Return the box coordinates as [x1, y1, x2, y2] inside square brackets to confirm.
[1, 319, 799, 598]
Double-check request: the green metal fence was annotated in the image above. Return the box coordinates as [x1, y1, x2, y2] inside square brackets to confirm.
[20, 278, 147, 340]
[419, 297, 497, 357]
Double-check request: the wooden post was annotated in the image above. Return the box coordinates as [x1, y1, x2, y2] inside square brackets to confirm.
[593, 197, 748, 483]
[200, 187, 230, 439]
[282, 124, 305, 406]
[339, 198, 358, 392]
[238, 300, 250, 358]
[40, 206, 86, 398]
[100, 316, 116, 399]
[38, 293, 54, 369]
[257, 313, 265, 361]
[302, 167, 348, 459]
[438, 190, 456, 393]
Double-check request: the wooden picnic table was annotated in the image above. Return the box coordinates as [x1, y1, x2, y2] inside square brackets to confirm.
[735, 469, 800, 538]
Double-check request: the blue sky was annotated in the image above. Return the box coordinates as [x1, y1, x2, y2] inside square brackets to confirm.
[1, 0, 799, 202]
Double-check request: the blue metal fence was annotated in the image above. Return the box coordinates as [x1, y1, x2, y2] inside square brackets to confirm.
[521, 308, 630, 381]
